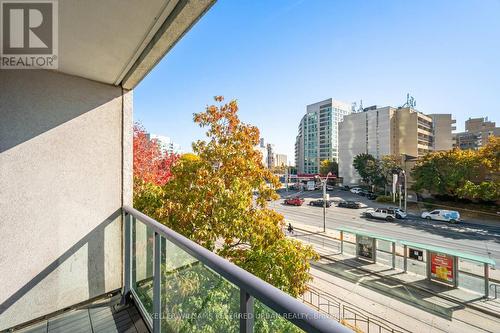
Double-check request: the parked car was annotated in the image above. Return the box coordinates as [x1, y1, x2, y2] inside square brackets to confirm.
[340, 185, 350, 191]
[421, 210, 460, 223]
[388, 207, 407, 219]
[338, 201, 361, 209]
[366, 193, 378, 200]
[364, 208, 397, 221]
[350, 187, 362, 194]
[309, 199, 332, 207]
[289, 183, 303, 191]
[326, 185, 335, 191]
[284, 197, 304, 206]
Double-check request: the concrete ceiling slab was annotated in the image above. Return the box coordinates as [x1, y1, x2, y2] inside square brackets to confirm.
[57, 0, 214, 88]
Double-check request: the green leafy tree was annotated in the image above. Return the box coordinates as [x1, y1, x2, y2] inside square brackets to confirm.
[320, 159, 338, 176]
[380, 155, 402, 193]
[352, 153, 384, 189]
[412, 137, 500, 202]
[135, 96, 318, 298]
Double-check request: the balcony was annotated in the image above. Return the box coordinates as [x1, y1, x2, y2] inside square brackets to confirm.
[122, 206, 349, 333]
[8, 206, 348, 333]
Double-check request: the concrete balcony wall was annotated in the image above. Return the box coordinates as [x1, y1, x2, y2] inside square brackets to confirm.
[0, 70, 133, 330]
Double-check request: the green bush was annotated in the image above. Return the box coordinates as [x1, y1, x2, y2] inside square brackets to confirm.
[375, 195, 394, 203]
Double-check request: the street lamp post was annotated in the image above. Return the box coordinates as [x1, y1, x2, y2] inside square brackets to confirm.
[322, 172, 332, 233]
[403, 170, 407, 212]
[285, 166, 288, 193]
[397, 170, 407, 211]
[398, 184, 402, 209]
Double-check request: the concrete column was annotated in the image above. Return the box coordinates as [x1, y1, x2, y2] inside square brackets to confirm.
[392, 242, 396, 269]
[340, 231, 344, 254]
[355, 234, 359, 259]
[484, 263, 489, 298]
[453, 256, 459, 288]
[403, 245, 408, 273]
[426, 250, 431, 281]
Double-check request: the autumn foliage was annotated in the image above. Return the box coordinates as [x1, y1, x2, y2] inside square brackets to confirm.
[133, 97, 318, 297]
[133, 123, 178, 186]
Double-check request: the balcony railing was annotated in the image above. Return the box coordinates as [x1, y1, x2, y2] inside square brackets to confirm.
[123, 206, 350, 333]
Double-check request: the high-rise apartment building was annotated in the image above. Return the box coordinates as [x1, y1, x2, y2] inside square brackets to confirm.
[393, 107, 434, 157]
[454, 117, 500, 149]
[150, 134, 183, 154]
[338, 106, 394, 184]
[429, 114, 456, 151]
[266, 143, 275, 169]
[275, 154, 288, 167]
[256, 138, 268, 167]
[338, 106, 454, 184]
[256, 138, 287, 169]
[295, 98, 351, 174]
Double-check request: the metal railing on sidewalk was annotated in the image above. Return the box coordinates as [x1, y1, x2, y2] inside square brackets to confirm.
[301, 287, 411, 333]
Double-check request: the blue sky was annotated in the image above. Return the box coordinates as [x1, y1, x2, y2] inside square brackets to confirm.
[135, 0, 500, 160]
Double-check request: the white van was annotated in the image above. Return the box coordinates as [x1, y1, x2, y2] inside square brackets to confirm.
[421, 210, 460, 223]
[306, 180, 315, 191]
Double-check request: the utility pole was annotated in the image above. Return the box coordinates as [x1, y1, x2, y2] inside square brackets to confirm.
[403, 170, 407, 212]
[398, 184, 402, 209]
[285, 165, 288, 192]
[323, 172, 332, 233]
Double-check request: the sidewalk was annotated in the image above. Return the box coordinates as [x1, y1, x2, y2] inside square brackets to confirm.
[309, 265, 500, 333]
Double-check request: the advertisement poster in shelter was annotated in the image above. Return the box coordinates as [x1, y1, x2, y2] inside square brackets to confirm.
[430, 252, 454, 283]
[357, 235, 374, 260]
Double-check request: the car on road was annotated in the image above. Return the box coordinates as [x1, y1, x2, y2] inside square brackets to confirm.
[364, 208, 397, 221]
[388, 207, 407, 219]
[421, 210, 460, 223]
[358, 190, 376, 198]
[309, 199, 332, 207]
[284, 197, 304, 206]
[338, 201, 361, 209]
[326, 185, 335, 191]
[350, 187, 362, 194]
[340, 185, 350, 191]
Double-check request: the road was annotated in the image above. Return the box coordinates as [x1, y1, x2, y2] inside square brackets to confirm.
[269, 189, 500, 264]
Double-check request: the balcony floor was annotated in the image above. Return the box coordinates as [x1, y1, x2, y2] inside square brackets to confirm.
[15, 294, 149, 333]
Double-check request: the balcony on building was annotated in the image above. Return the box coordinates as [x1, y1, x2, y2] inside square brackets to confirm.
[0, 1, 349, 333]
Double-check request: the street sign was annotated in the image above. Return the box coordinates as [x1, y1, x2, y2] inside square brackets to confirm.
[409, 248, 423, 261]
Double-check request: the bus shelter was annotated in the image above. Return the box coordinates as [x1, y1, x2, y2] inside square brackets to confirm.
[337, 227, 496, 297]
[337, 227, 399, 269]
[401, 241, 495, 297]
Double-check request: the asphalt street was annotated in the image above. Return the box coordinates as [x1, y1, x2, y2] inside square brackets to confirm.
[269, 189, 500, 264]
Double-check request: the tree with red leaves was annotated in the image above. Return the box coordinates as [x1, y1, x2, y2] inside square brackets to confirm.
[133, 123, 178, 186]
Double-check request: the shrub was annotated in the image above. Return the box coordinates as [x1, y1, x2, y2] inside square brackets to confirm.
[376, 195, 394, 203]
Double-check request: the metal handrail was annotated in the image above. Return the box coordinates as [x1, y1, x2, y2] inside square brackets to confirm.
[303, 287, 410, 333]
[123, 205, 351, 333]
